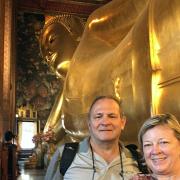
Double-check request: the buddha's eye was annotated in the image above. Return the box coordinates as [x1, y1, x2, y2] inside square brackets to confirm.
[49, 38, 54, 44]
[49, 36, 56, 44]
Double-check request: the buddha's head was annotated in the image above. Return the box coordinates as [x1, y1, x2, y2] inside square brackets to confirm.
[40, 14, 84, 79]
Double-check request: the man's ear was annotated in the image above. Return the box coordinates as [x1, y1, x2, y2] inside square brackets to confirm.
[121, 116, 126, 130]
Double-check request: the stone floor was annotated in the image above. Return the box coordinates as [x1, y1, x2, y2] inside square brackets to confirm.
[17, 168, 46, 180]
[17, 149, 46, 180]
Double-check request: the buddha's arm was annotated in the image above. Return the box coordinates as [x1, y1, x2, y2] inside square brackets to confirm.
[43, 91, 65, 141]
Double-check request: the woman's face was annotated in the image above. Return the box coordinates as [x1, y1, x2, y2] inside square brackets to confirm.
[40, 23, 77, 78]
[142, 125, 180, 177]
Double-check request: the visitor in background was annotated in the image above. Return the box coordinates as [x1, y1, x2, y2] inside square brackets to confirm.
[4, 130, 19, 179]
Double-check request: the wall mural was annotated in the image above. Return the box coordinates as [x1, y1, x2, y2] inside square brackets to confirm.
[16, 12, 62, 130]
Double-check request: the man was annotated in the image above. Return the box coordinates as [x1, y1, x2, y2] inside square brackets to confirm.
[45, 96, 140, 180]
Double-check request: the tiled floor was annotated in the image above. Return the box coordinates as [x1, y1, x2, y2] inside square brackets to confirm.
[17, 168, 46, 180]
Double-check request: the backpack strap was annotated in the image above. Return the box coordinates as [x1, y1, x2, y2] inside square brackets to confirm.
[126, 144, 148, 174]
[60, 142, 79, 176]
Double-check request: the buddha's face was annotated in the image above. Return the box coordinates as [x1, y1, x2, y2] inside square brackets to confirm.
[40, 22, 78, 79]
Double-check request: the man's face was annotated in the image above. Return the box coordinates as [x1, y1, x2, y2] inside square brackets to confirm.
[88, 98, 126, 144]
[142, 125, 180, 176]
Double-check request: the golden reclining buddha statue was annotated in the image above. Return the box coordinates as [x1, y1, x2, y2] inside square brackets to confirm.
[40, 0, 180, 144]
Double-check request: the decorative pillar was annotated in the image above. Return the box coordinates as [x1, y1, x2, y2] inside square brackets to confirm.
[0, 0, 16, 139]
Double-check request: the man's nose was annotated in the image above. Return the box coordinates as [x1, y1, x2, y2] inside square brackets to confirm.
[101, 116, 111, 124]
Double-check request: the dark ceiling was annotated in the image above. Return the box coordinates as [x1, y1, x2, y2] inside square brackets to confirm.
[17, 0, 112, 17]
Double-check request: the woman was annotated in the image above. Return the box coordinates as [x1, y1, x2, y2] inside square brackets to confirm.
[133, 113, 180, 179]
